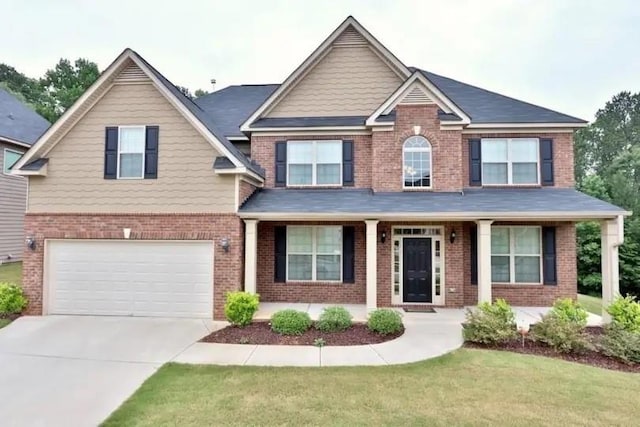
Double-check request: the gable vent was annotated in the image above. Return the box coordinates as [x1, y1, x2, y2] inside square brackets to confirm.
[333, 26, 367, 46]
[400, 85, 434, 105]
[115, 62, 149, 83]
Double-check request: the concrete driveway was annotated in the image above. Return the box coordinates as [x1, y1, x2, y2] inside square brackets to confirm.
[0, 315, 212, 427]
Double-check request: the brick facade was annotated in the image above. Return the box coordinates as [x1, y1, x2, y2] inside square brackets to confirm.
[22, 213, 244, 320]
[239, 179, 258, 207]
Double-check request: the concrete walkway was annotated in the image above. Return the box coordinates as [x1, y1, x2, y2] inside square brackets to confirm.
[175, 309, 466, 367]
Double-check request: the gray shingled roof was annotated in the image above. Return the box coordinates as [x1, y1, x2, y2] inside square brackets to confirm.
[240, 188, 625, 216]
[20, 158, 49, 171]
[195, 85, 278, 137]
[0, 88, 49, 145]
[133, 51, 265, 177]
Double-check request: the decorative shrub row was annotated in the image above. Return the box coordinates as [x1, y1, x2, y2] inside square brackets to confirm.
[224, 291, 260, 327]
[462, 299, 517, 345]
[0, 283, 28, 315]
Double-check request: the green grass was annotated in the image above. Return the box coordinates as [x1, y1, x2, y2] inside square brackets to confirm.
[103, 349, 640, 427]
[0, 319, 10, 329]
[578, 294, 603, 315]
[0, 261, 22, 285]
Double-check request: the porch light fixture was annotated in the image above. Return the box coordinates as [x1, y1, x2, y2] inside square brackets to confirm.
[449, 230, 456, 244]
[220, 238, 230, 253]
[25, 236, 36, 251]
[380, 231, 387, 243]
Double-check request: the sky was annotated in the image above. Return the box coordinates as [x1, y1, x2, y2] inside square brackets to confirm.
[3, 0, 639, 121]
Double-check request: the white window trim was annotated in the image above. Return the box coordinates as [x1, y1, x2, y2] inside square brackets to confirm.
[481, 138, 540, 186]
[286, 225, 343, 282]
[3, 148, 25, 176]
[117, 125, 146, 180]
[491, 226, 543, 285]
[402, 136, 433, 190]
[286, 140, 342, 187]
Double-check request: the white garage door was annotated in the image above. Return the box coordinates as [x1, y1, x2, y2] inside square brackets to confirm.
[46, 240, 214, 318]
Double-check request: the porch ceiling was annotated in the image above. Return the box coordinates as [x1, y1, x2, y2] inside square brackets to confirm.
[239, 188, 630, 221]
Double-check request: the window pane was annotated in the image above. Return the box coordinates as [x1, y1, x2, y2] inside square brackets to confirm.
[316, 255, 340, 280]
[316, 227, 341, 254]
[288, 142, 313, 163]
[316, 141, 341, 163]
[119, 127, 145, 152]
[514, 228, 540, 254]
[317, 164, 341, 185]
[119, 153, 143, 178]
[288, 164, 312, 185]
[491, 228, 510, 254]
[403, 150, 431, 187]
[512, 163, 538, 184]
[515, 256, 540, 282]
[3, 151, 22, 173]
[288, 227, 313, 253]
[288, 255, 312, 280]
[511, 139, 538, 162]
[491, 256, 510, 282]
[483, 163, 508, 184]
[404, 136, 429, 149]
[482, 140, 508, 162]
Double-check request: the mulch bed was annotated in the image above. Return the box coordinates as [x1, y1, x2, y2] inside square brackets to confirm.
[201, 321, 404, 346]
[464, 326, 640, 373]
[0, 313, 21, 321]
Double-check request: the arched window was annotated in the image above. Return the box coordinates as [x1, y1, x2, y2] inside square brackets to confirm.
[403, 136, 432, 188]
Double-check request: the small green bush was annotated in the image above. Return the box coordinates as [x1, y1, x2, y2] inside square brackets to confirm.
[599, 323, 640, 364]
[606, 295, 640, 333]
[531, 314, 592, 354]
[315, 306, 352, 332]
[551, 298, 588, 327]
[270, 309, 312, 335]
[367, 309, 403, 335]
[462, 299, 517, 345]
[224, 291, 260, 327]
[0, 283, 27, 314]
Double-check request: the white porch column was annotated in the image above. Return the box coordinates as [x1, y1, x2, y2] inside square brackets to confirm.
[601, 215, 624, 322]
[243, 219, 259, 294]
[476, 220, 494, 304]
[365, 220, 379, 311]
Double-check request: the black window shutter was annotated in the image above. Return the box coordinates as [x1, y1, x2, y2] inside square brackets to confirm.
[540, 138, 554, 186]
[275, 141, 287, 187]
[144, 126, 159, 179]
[104, 127, 118, 179]
[342, 226, 355, 283]
[470, 225, 478, 285]
[469, 139, 482, 186]
[342, 140, 354, 186]
[274, 226, 287, 282]
[542, 227, 557, 285]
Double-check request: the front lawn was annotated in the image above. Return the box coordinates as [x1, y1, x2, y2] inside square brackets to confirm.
[103, 349, 640, 427]
[0, 261, 22, 285]
[578, 293, 603, 315]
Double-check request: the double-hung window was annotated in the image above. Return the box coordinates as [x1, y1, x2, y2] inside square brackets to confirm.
[481, 138, 539, 185]
[118, 126, 146, 179]
[287, 140, 342, 186]
[491, 226, 542, 284]
[287, 226, 342, 281]
[3, 149, 23, 174]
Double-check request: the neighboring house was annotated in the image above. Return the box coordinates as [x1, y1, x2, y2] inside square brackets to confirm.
[0, 88, 49, 264]
[12, 17, 629, 320]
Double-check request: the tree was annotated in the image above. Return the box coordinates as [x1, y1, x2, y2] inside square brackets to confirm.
[194, 89, 209, 98]
[0, 64, 42, 107]
[176, 86, 210, 100]
[37, 58, 100, 122]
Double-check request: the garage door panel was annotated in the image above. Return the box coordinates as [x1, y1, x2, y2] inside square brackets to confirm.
[47, 240, 214, 318]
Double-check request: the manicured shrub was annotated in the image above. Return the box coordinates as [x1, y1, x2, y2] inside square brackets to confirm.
[224, 291, 260, 327]
[606, 295, 640, 333]
[462, 299, 517, 345]
[0, 283, 27, 314]
[599, 323, 640, 364]
[270, 310, 312, 335]
[531, 314, 592, 354]
[367, 309, 403, 335]
[550, 298, 588, 327]
[315, 306, 352, 332]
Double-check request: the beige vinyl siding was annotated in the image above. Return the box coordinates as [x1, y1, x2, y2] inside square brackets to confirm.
[28, 83, 236, 213]
[266, 45, 403, 118]
[0, 142, 27, 261]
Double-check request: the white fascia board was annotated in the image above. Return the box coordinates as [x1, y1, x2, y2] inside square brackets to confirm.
[0, 136, 32, 149]
[466, 122, 588, 129]
[11, 163, 47, 176]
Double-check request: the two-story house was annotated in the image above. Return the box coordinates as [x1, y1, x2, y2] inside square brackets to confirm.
[11, 17, 628, 320]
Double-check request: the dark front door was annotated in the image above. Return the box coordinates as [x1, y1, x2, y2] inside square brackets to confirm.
[403, 238, 432, 303]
